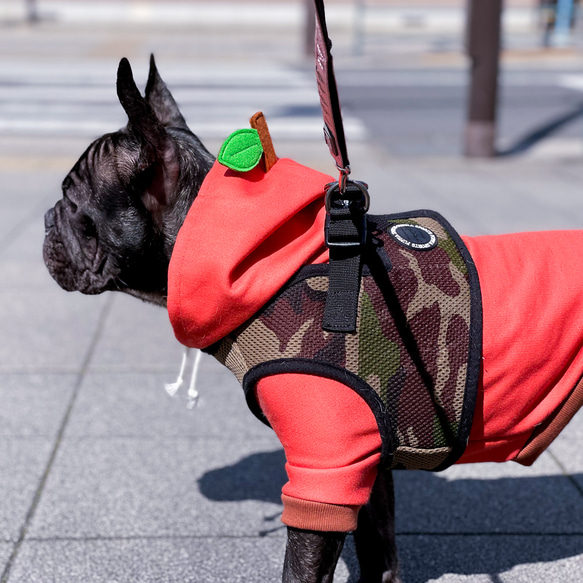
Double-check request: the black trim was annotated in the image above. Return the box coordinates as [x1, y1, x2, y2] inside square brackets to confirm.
[243, 359, 395, 467]
[286, 259, 375, 287]
[288, 263, 329, 284]
[430, 211, 482, 471]
[376, 209, 482, 468]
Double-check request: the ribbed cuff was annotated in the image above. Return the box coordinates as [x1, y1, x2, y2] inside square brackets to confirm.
[514, 374, 583, 466]
[281, 494, 361, 532]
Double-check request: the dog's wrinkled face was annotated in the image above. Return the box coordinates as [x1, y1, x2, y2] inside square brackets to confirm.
[43, 56, 214, 306]
[44, 131, 156, 295]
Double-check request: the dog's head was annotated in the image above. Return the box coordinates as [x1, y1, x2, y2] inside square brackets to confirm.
[43, 56, 214, 306]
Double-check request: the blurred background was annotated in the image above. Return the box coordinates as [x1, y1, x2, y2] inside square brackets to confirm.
[2, 2, 583, 583]
[0, 0, 582, 161]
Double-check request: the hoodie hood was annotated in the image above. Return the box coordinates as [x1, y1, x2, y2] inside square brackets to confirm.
[168, 158, 333, 349]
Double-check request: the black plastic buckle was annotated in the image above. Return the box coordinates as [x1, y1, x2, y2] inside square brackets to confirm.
[324, 180, 370, 213]
[324, 180, 369, 248]
[325, 216, 368, 248]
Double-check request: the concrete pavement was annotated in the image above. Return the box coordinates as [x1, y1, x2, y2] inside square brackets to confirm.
[1, 8, 583, 583]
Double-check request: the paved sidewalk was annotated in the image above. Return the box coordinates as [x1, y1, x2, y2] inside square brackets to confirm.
[1, 10, 583, 583]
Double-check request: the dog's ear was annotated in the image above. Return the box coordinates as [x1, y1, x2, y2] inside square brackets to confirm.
[117, 57, 166, 157]
[116, 58, 180, 217]
[145, 54, 188, 129]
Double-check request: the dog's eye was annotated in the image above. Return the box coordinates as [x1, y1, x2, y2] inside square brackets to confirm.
[80, 215, 97, 239]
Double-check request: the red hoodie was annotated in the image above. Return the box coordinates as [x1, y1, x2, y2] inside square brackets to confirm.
[168, 159, 583, 532]
[168, 158, 331, 349]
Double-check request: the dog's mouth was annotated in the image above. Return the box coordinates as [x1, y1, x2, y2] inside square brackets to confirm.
[43, 239, 116, 295]
[43, 208, 117, 295]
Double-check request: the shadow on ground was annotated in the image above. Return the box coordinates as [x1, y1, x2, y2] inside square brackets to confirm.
[497, 102, 583, 157]
[200, 451, 583, 582]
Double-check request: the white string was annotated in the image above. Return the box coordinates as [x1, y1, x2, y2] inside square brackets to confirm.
[187, 348, 202, 410]
[165, 346, 190, 396]
[165, 346, 202, 409]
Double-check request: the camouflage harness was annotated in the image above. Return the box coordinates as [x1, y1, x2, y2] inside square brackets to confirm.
[207, 211, 482, 471]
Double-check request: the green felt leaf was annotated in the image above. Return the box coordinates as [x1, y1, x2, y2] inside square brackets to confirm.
[218, 129, 264, 172]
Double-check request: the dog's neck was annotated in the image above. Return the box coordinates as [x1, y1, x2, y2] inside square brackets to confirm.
[159, 133, 214, 259]
[131, 140, 213, 308]
[124, 288, 169, 307]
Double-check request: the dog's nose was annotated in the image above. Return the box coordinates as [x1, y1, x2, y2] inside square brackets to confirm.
[44, 208, 55, 233]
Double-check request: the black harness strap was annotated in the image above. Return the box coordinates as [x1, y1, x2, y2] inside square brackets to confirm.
[323, 182, 369, 332]
[314, 0, 369, 333]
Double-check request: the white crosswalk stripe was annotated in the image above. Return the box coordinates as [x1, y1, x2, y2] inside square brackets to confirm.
[0, 62, 367, 143]
[559, 74, 583, 92]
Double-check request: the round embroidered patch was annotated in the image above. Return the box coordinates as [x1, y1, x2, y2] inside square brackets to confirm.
[389, 224, 438, 251]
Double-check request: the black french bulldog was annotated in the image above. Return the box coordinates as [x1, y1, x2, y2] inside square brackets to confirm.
[43, 56, 400, 583]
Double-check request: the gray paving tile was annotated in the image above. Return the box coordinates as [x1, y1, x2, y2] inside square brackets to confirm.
[0, 210, 31, 247]
[405, 165, 540, 235]
[0, 374, 75, 437]
[0, 440, 54, 542]
[422, 183, 492, 234]
[549, 162, 583, 190]
[65, 370, 273, 439]
[0, 257, 56, 292]
[0, 170, 62, 200]
[497, 170, 583, 224]
[0, 288, 107, 373]
[29, 437, 284, 540]
[361, 162, 496, 235]
[555, 407, 583, 440]
[393, 453, 583, 534]
[547, 439, 583, 492]
[2, 213, 44, 256]
[8, 538, 288, 583]
[0, 543, 13, 571]
[89, 293, 184, 373]
[366, 159, 583, 237]
[0, 174, 59, 223]
[394, 534, 583, 583]
[359, 165, 437, 217]
[468, 168, 583, 233]
[21, 533, 573, 583]
[4, 536, 357, 583]
[0, 216, 56, 290]
[0, 177, 60, 260]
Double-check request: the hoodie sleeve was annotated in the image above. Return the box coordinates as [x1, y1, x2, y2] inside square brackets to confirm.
[255, 373, 382, 532]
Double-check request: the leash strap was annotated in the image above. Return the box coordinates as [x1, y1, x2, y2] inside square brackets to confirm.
[314, 0, 368, 333]
[314, 0, 350, 178]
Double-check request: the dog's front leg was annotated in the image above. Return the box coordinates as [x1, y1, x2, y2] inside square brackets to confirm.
[282, 527, 346, 583]
[353, 469, 401, 583]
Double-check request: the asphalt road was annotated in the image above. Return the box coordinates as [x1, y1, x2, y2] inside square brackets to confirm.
[337, 68, 583, 156]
